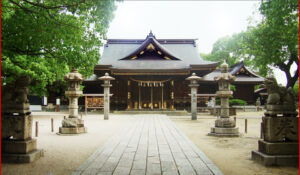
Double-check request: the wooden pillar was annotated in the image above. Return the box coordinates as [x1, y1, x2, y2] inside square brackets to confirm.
[161, 83, 164, 109]
[127, 80, 131, 110]
[139, 83, 142, 109]
[170, 80, 175, 110]
[151, 84, 153, 110]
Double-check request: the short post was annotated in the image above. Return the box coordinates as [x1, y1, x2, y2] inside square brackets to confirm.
[51, 118, 54, 132]
[234, 116, 236, 122]
[245, 119, 248, 133]
[186, 73, 201, 120]
[64, 116, 66, 119]
[260, 122, 263, 139]
[99, 73, 115, 120]
[35, 121, 38, 137]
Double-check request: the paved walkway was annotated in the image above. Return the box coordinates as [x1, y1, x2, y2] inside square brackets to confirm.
[72, 115, 223, 175]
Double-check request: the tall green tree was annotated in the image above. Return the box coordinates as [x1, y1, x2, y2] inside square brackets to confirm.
[2, 0, 117, 95]
[200, 32, 251, 67]
[202, 0, 299, 88]
[244, 0, 299, 88]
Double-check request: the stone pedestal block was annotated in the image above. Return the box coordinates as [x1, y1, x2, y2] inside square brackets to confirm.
[208, 127, 240, 137]
[59, 118, 87, 134]
[2, 149, 43, 163]
[262, 117, 298, 142]
[2, 139, 37, 154]
[258, 140, 298, 155]
[215, 117, 236, 128]
[251, 150, 298, 166]
[2, 139, 43, 163]
[58, 127, 87, 134]
[2, 115, 33, 140]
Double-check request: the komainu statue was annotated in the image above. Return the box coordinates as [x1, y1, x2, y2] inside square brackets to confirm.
[264, 77, 297, 117]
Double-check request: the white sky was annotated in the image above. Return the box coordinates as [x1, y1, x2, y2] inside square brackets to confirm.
[105, 1, 289, 86]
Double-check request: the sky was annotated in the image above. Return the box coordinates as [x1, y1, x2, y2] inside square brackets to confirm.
[105, 1, 289, 85]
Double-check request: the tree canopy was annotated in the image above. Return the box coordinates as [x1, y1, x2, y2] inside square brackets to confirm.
[200, 32, 251, 67]
[202, 0, 299, 88]
[2, 0, 118, 95]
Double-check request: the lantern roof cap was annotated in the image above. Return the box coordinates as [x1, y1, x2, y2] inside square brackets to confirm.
[64, 69, 84, 82]
[99, 72, 115, 81]
[186, 72, 201, 81]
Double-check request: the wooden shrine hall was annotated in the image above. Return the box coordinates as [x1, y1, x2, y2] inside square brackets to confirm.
[82, 31, 264, 111]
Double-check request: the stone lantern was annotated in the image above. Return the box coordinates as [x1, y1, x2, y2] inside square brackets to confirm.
[186, 73, 201, 120]
[209, 60, 239, 137]
[59, 69, 87, 134]
[99, 73, 115, 120]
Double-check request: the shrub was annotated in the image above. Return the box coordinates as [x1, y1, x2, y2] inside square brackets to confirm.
[215, 97, 247, 106]
[229, 99, 247, 106]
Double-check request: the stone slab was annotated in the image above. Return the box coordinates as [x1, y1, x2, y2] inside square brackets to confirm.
[2, 139, 37, 154]
[2, 149, 43, 163]
[258, 140, 298, 155]
[251, 150, 298, 166]
[262, 117, 298, 142]
[59, 127, 87, 134]
[209, 127, 240, 137]
[1, 114, 33, 140]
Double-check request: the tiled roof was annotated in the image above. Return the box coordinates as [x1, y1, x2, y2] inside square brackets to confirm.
[97, 32, 218, 70]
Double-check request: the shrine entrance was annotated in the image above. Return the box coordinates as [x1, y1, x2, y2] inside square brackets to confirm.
[127, 78, 174, 110]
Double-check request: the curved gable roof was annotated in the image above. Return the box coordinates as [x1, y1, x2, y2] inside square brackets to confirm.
[119, 34, 181, 61]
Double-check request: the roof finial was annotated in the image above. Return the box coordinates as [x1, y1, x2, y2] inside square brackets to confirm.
[147, 30, 155, 38]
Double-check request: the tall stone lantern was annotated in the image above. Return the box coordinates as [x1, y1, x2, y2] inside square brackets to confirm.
[99, 73, 115, 120]
[209, 61, 239, 137]
[59, 69, 87, 134]
[186, 73, 201, 120]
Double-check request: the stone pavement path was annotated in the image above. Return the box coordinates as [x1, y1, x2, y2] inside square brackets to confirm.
[72, 115, 223, 175]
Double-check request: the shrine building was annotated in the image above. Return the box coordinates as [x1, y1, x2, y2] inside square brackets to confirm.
[82, 32, 264, 110]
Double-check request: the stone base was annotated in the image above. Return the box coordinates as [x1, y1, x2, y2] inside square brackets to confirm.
[208, 127, 240, 137]
[251, 150, 298, 166]
[251, 140, 298, 166]
[58, 127, 87, 135]
[2, 149, 43, 163]
[215, 117, 236, 127]
[2, 139, 37, 154]
[258, 140, 298, 155]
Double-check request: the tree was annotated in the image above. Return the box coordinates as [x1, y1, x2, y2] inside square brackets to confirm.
[2, 0, 118, 95]
[200, 32, 251, 67]
[244, 0, 299, 88]
[202, 0, 299, 88]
